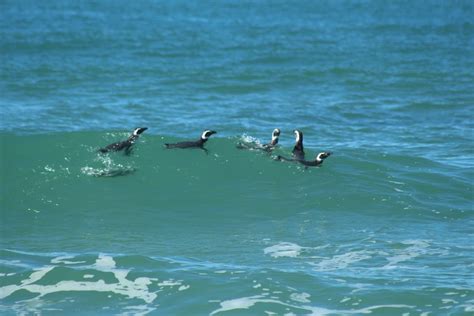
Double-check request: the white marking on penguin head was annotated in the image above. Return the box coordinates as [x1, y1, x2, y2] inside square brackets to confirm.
[133, 127, 148, 136]
[316, 152, 331, 162]
[294, 130, 303, 143]
[201, 130, 217, 140]
[271, 128, 280, 142]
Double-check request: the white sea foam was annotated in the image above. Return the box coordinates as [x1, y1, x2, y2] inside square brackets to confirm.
[178, 285, 190, 291]
[462, 302, 474, 312]
[81, 155, 136, 177]
[0, 266, 55, 299]
[51, 256, 86, 265]
[118, 304, 157, 316]
[95, 254, 117, 270]
[43, 165, 55, 173]
[311, 251, 372, 271]
[264, 242, 303, 258]
[210, 294, 414, 315]
[388, 180, 405, 185]
[236, 134, 265, 151]
[442, 298, 458, 304]
[384, 240, 431, 268]
[157, 280, 182, 287]
[290, 292, 311, 303]
[80, 166, 136, 177]
[240, 134, 261, 145]
[0, 254, 160, 306]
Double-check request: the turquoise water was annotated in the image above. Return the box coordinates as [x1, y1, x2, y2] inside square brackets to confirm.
[1, 0, 473, 315]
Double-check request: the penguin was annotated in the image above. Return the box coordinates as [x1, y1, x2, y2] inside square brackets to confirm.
[99, 127, 148, 155]
[165, 130, 217, 153]
[276, 152, 331, 168]
[236, 128, 280, 152]
[292, 129, 305, 160]
[262, 128, 281, 151]
[298, 152, 331, 167]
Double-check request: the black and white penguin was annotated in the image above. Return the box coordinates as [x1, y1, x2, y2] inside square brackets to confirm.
[263, 128, 281, 151]
[165, 130, 217, 152]
[276, 151, 331, 168]
[236, 128, 280, 152]
[297, 152, 331, 167]
[99, 127, 148, 155]
[292, 129, 305, 160]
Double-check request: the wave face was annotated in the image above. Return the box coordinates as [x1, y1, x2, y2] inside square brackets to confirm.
[1, 0, 474, 314]
[1, 133, 472, 314]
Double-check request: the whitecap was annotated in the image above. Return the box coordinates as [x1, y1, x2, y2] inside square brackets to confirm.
[94, 254, 117, 270]
[264, 242, 303, 258]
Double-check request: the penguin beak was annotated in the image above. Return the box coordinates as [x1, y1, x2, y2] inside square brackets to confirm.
[210, 131, 217, 135]
[137, 127, 148, 134]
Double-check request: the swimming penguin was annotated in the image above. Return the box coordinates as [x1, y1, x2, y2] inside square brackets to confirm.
[236, 128, 280, 152]
[277, 152, 331, 168]
[165, 130, 217, 153]
[292, 129, 305, 160]
[99, 127, 148, 155]
[263, 128, 281, 151]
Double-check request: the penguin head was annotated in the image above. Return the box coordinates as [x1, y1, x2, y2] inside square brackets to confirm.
[294, 130, 303, 144]
[271, 128, 280, 144]
[201, 130, 217, 140]
[133, 127, 148, 136]
[316, 151, 331, 162]
[272, 128, 281, 138]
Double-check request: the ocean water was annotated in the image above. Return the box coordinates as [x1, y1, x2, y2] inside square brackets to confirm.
[1, 0, 473, 315]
